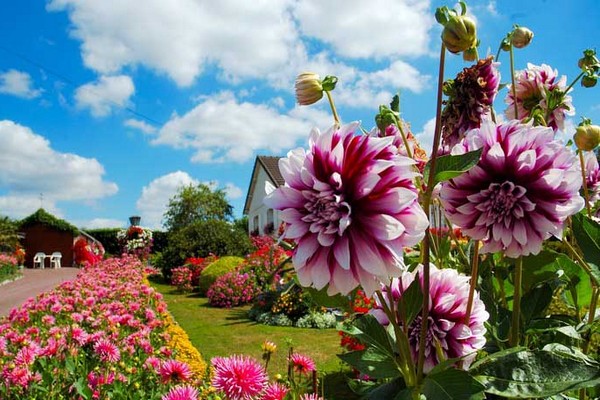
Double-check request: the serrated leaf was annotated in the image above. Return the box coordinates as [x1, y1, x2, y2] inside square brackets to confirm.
[424, 148, 483, 186]
[338, 348, 401, 379]
[422, 368, 485, 400]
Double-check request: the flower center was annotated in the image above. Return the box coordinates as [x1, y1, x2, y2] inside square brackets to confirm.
[407, 316, 448, 359]
[474, 181, 535, 224]
[302, 189, 351, 237]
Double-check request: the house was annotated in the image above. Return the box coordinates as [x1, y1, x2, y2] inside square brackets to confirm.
[19, 208, 78, 268]
[244, 156, 285, 236]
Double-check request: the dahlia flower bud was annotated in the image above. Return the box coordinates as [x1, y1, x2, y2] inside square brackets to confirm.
[578, 49, 600, 71]
[295, 72, 323, 106]
[511, 26, 534, 49]
[441, 14, 477, 54]
[581, 74, 597, 88]
[574, 123, 600, 151]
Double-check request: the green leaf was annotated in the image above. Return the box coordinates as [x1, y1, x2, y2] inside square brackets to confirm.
[471, 347, 600, 398]
[422, 368, 485, 400]
[423, 148, 483, 187]
[338, 348, 401, 379]
[520, 282, 553, 326]
[303, 286, 352, 312]
[340, 314, 396, 357]
[362, 377, 412, 400]
[571, 213, 600, 285]
[397, 275, 423, 326]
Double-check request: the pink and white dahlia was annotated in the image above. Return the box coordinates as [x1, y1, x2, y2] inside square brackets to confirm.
[264, 122, 428, 295]
[369, 123, 429, 173]
[505, 63, 574, 132]
[371, 264, 488, 373]
[261, 382, 289, 400]
[161, 385, 199, 400]
[584, 151, 600, 206]
[211, 355, 268, 400]
[441, 56, 501, 150]
[441, 119, 584, 257]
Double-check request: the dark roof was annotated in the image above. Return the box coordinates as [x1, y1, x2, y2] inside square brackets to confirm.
[243, 156, 284, 215]
[19, 208, 78, 234]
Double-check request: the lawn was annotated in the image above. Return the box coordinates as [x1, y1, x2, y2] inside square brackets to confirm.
[150, 277, 360, 399]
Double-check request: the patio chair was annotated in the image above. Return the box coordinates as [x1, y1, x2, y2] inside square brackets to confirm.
[50, 252, 62, 269]
[33, 252, 46, 269]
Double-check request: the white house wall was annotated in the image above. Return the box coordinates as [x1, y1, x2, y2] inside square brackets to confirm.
[247, 166, 282, 235]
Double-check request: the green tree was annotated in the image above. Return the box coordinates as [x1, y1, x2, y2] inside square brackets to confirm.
[163, 183, 233, 231]
[0, 215, 18, 252]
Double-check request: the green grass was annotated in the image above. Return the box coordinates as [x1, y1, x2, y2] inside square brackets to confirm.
[150, 277, 360, 399]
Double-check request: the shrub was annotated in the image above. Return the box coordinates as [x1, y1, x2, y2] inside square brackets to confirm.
[185, 255, 218, 287]
[207, 270, 261, 308]
[84, 228, 121, 255]
[270, 285, 311, 321]
[255, 312, 293, 327]
[171, 266, 193, 293]
[240, 237, 291, 291]
[296, 312, 337, 329]
[197, 256, 245, 295]
[0, 253, 19, 282]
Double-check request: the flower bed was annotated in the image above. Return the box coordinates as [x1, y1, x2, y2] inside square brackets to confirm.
[0, 253, 20, 285]
[0, 256, 205, 399]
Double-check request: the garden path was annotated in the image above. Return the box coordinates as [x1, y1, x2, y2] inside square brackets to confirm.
[0, 267, 80, 318]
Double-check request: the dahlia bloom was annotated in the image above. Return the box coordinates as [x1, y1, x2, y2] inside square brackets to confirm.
[505, 63, 574, 131]
[289, 353, 316, 375]
[441, 56, 500, 150]
[370, 264, 488, 373]
[211, 355, 268, 400]
[93, 338, 120, 363]
[440, 119, 584, 257]
[159, 359, 192, 383]
[264, 122, 428, 295]
[369, 123, 429, 172]
[584, 151, 600, 205]
[161, 385, 199, 400]
[299, 394, 324, 400]
[262, 382, 289, 400]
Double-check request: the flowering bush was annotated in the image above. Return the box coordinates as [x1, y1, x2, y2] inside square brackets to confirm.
[117, 225, 153, 261]
[0, 253, 19, 282]
[171, 266, 193, 293]
[266, 2, 600, 398]
[184, 255, 217, 287]
[207, 270, 261, 308]
[73, 236, 103, 266]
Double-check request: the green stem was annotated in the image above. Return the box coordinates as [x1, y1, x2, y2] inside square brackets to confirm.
[417, 43, 446, 383]
[509, 43, 519, 120]
[395, 119, 414, 159]
[510, 257, 523, 347]
[583, 287, 599, 354]
[325, 90, 340, 127]
[464, 242, 480, 324]
[565, 69, 587, 94]
[579, 150, 593, 218]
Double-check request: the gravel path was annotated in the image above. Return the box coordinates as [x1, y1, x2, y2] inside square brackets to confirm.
[0, 267, 80, 318]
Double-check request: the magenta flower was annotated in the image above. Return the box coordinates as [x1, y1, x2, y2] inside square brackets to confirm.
[262, 382, 289, 400]
[161, 385, 199, 400]
[440, 119, 584, 257]
[371, 264, 488, 373]
[505, 63, 574, 131]
[264, 122, 428, 295]
[211, 355, 268, 400]
[300, 394, 324, 400]
[584, 151, 600, 206]
[289, 353, 316, 375]
[369, 123, 429, 173]
[159, 359, 192, 383]
[441, 56, 501, 150]
[93, 338, 120, 363]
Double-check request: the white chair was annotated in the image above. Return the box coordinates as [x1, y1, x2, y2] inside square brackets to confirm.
[50, 252, 62, 269]
[33, 252, 46, 269]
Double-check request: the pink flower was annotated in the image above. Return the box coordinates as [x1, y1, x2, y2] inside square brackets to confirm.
[440, 119, 583, 257]
[161, 385, 199, 400]
[584, 151, 600, 205]
[300, 395, 324, 400]
[441, 56, 501, 150]
[371, 264, 488, 373]
[93, 338, 120, 363]
[264, 122, 428, 295]
[289, 353, 316, 375]
[211, 355, 268, 400]
[159, 359, 192, 383]
[505, 63, 574, 131]
[261, 382, 289, 400]
[369, 123, 429, 173]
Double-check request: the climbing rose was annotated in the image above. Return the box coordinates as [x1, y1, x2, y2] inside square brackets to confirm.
[505, 63, 574, 131]
[440, 119, 583, 257]
[264, 122, 428, 295]
[211, 355, 267, 400]
[370, 264, 489, 373]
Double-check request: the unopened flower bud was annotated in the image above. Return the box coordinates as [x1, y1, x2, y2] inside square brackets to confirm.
[500, 37, 511, 52]
[574, 124, 600, 151]
[582, 75, 597, 88]
[511, 26, 534, 49]
[295, 72, 323, 106]
[578, 49, 600, 71]
[463, 46, 479, 62]
[441, 14, 478, 54]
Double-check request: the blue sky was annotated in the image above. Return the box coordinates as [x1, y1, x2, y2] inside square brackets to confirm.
[0, 0, 598, 230]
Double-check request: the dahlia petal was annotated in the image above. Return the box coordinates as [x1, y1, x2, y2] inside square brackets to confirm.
[329, 265, 359, 295]
[294, 235, 320, 268]
[361, 214, 405, 241]
[310, 249, 331, 290]
[370, 187, 418, 213]
[333, 235, 350, 270]
[486, 142, 506, 169]
[264, 187, 304, 209]
[516, 149, 536, 173]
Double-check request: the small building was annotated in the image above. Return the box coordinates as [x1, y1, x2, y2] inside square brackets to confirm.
[20, 209, 78, 268]
[243, 155, 285, 236]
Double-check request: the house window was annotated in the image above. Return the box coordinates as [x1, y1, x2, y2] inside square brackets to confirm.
[265, 209, 274, 234]
[252, 215, 259, 236]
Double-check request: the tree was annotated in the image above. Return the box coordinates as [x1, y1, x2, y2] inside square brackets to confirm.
[163, 183, 233, 231]
[0, 215, 18, 252]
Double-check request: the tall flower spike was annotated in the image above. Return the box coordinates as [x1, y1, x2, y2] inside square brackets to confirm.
[264, 122, 428, 295]
[440, 119, 584, 257]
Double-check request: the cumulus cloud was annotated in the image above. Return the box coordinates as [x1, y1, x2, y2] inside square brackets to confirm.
[0, 120, 118, 218]
[79, 218, 126, 229]
[0, 195, 62, 220]
[223, 183, 243, 199]
[74, 75, 134, 117]
[154, 91, 331, 163]
[414, 117, 436, 155]
[124, 118, 157, 134]
[136, 171, 198, 229]
[0, 69, 43, 99]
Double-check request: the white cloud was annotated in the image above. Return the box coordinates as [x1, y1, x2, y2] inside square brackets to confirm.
[0, 195, 62, 220]
[0, 69, 43, 99]
[124, 118, 157, 134]
[79, 218, 126, 229]
[223, 183, 243, 200]
[415, 117, 436, 155]
[293, 0, 433, 59]
[154, 91, 332, 163]
[136, 171, 198, 229]
[74, 75, 134, 117]
[0, 120, 118, 219]
[47, 0, 302, 87]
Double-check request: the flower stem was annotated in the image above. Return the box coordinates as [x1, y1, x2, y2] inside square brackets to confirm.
[325, 90, 341, 127]
[565, 70, 586, 94]
[509, 257, 523, 347]
[578, 150, 593, 218]
[395, 120, 414, 159]
[418, 43, 447, 383]
[583, 287, 599, 354]
[509, 43, 519, 119]
[464, 241, 480, 325]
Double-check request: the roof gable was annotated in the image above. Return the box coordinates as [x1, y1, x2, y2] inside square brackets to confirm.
[243, 156, 284, 215]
